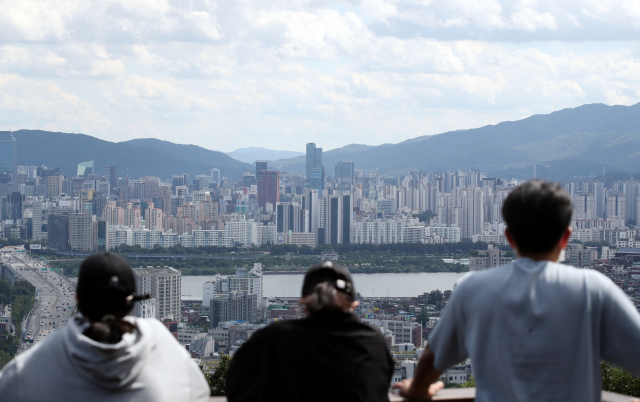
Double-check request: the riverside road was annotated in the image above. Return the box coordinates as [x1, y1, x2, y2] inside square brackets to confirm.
[1, 250, 76, 354]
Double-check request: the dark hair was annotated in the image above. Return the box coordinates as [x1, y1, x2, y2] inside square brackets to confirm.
[501, 180, 573, 254]
[76, 253, 139, 344]
[303, 281, 354, 314]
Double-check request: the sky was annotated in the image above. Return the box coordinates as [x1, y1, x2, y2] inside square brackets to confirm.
[0, 0, 639, 153]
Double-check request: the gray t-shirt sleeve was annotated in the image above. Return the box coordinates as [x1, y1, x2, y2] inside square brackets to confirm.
[599, 274, 640, 375]
[0, 359, 19, 400]
[428, 284, 468, 372]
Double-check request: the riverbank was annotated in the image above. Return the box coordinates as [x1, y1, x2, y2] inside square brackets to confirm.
[182, 272, 467, 298]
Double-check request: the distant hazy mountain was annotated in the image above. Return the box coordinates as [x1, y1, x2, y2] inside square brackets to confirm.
[13, 103, 640, 182]
[270, 103, 640, 181]
[14, 131, 254, 180]
[226, 147, 304, 164]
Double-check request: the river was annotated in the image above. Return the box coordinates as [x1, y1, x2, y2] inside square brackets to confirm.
[181, 272, 467, 299]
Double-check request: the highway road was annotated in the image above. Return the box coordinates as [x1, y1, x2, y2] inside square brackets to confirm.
[1, 250, 77, 354]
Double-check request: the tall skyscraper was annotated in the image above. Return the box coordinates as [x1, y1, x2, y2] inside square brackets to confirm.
[305, 143, 323, 181]
[335, 161, 354, 189]
[105, 162, 117, 190]
[257, 170, 279, 209]
[255, 161, 268, 179]
[0, 132, 17, 176]
[309, 167, 324, 190]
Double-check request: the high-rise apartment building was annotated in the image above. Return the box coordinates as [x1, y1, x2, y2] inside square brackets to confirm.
[594, 181, 606, 219]
[625, 181, 640, 224]
[48, 214, 69, 250]
[276, 202, 308, 233]
[0, 132, 17, 176]
[94, 220, 108, 252]
[221, 266, 263, 300]
[325, 193, 353, 244]
[257, 170, 279, 209]
[47, 174, 64, 199]
[209, 291, 257, 328]
[606, 191, 626, 222]
[133, 266, 181, 321]
[69, 213, 94, 251]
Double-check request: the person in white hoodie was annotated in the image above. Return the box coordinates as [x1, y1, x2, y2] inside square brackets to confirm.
[0, 252, 210, 402]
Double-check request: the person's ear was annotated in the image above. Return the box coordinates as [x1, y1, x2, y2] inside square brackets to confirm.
[559, 227, 572, 249]
[505, 228, 518, 254]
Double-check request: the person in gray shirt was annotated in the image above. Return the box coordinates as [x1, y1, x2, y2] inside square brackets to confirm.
[393, 180, 640, 402]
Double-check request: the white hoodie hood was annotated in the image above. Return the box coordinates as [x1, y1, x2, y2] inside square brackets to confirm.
[63, 318, 155, 390]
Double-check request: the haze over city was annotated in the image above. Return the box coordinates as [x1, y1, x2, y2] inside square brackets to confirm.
[1, 0, 640, 151]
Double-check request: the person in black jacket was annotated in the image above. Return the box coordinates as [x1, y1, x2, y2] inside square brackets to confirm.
[226, 261, 394, 402]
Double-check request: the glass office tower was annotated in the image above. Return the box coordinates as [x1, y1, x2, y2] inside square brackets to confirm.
[0, 132, 17, 175]
[77, 160, 94, 177]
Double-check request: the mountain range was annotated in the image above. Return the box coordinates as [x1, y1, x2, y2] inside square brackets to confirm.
[269, 103, 640, 181]
[12, 102, 640, 181]
[13, 131, 254, 180]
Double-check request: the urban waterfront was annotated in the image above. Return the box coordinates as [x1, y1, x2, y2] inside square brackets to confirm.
[182, 272, 467, 299]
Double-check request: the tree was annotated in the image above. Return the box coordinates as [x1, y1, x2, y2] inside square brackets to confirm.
[428, 290, 444, 306]
[461, 375, 475, 388]
[601, 362, 640, 396]
[416, 310, 430, 327]
[201, 353, 232, 396]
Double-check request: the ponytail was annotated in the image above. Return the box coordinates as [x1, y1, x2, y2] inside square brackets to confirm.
[83, 318, 137, 344]
[303, 281, 353, 314]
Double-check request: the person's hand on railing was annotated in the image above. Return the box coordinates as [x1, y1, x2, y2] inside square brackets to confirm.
[392, 378, 445, 400]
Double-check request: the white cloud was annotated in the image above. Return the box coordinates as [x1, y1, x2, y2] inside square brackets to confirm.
[0, 0, 638, 152]
[0, 73, 111, 133]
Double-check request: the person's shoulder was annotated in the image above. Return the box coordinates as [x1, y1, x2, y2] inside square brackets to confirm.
[456, 263, 514, 289]
[131, 316, 170, 334]
[548, 262, 612, 285]
[252, 320, 298, 338]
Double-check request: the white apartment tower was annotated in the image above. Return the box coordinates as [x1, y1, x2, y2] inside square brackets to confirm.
[133, 266, 182, 321]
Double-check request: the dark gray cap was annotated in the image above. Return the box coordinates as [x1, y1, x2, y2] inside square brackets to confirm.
[77, 253, 149, 322]
[302, 261, 356, 300]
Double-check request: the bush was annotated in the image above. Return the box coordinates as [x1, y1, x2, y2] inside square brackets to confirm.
[601, 362, 640, 396]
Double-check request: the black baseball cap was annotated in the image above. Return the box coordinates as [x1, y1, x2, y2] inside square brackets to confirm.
[302, 261, 356, 300]
[76, 253, 149, 322]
